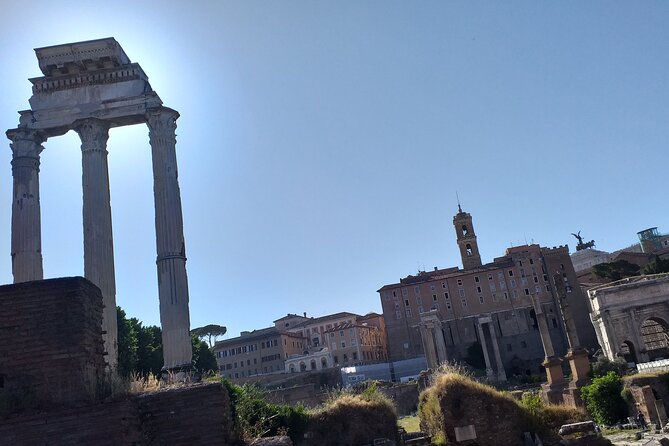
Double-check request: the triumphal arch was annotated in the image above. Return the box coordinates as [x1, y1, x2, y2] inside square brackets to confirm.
[589, 273, 669, 365]
[6, 38, 192, 370]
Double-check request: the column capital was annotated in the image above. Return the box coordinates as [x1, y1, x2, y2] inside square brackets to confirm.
[74, 119, 110, 153]
[147, 107, 179, 135]
[7, 128, 45, 159]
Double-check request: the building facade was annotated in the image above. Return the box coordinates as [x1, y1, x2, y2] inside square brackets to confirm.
[214, 311, 388, 380]
[378, 207, 598, 378]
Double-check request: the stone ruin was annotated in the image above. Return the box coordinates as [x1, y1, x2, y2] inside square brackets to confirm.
[0, 38, 240, 445]
[6, 38, 192, 370]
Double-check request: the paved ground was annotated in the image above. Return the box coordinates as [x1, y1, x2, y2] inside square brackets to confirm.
[605, 430, 669, 446]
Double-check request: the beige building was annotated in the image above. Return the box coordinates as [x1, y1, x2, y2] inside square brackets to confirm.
[378, 206, 598, 379]
[214, 311, 388, 380]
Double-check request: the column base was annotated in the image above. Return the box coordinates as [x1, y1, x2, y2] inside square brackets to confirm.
[543, 356, 567, 387]
[161, 363, 198, 384]
[565, 348, 590, 387]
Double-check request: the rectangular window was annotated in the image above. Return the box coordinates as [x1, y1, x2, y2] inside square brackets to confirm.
[404, 299, 410, 307]
[489, 282, 496, 292]
[432, 294, 437, 301]
[499, 281, 506, 290]
[459, 288, 465, 297]
[492, 293, 498, 302]
[488, 274, 493, 281]
[341, 341, 346, 348]
[476, 286, 482, 294]
[474, 276, 480, 283]
[457, 279, 463, 286]
[479, 296, 484, 304]
[430, 284, 436, 291]
[529, 258, 534, 265]
[521, 277, 528, 286]
[351, 338, 356, 346]
[442, 282, 447, 288]
[340, 330, 344, 337]
[444, 292, 450, 299]
[524, 288, 530, 295]
[512, 290, 518, 299]
[402, 288, 408, 296]
[395, 310, 402, 319]
[535, 285, 541, 294]
[508, 270, 514, 277]
[510, 279, 516, 288]
[446, 302, 452, 309]
[504, 292, 509, 300]
[331, 342, 337, 350]
[534, 276, 539, 283]
[545, 284, 551, 292]
[405, 308, 412, 317]
[414, 286, 420, 295]
[461, 298, 467, 308]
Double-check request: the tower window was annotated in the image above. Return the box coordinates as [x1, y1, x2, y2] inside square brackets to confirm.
[462, 225, 469, 236]
[466, 244, 473, 256]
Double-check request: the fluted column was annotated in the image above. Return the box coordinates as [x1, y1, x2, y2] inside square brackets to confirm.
[477, 320, 494, 379]
[487, 320, 507, 381]
[147, 107, 192, 370]
[75, 119, 118, 368]
[434, 322, 449, 364]
[419, 324, 439, 369]
[7, 128, 45, 283]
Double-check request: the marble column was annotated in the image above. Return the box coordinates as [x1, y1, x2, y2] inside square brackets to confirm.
[7, 129, 45, 283]
[75, 119, 118, 368]
[434, 322, 449, 364]
[147, 107, 192, 370]
[420, 324, 439, 369]
[487, 320, 507, 381]
[477, 320, 494, 379]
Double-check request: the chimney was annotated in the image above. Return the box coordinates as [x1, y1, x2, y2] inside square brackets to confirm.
[303, 312, 307, 317]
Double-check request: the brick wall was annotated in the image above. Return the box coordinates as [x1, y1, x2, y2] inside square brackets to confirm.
[0, 383, 239, 445]
[0, 277, 106, 411]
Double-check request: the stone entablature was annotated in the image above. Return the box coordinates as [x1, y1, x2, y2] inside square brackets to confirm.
[589, 273, 669, 363]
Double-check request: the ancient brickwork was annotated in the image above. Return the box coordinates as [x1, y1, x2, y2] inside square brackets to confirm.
[0, 383, 238, 445]
[135, 383, 237, 445]
[0, 277, 106, 409]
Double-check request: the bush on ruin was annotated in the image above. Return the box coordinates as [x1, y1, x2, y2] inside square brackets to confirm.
[580, 372, 628, 425]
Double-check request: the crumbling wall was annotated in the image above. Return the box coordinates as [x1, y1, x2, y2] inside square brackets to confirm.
[0, 383, 239, 445]
[0, 277, 106, 411]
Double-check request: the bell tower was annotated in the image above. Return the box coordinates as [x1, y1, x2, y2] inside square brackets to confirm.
[453, 204, 482, 269]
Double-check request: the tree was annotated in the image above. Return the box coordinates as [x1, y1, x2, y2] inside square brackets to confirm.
[133, 321, 163, 377]
[191, 324, 227, 347]
[116, 306, 138, 377]
[644, 255, 669, 275]
[580, 372, 628, 425]
[192, 335, 218, 374]
[592, 260, 640, 281]
[463, 342, 486, 370]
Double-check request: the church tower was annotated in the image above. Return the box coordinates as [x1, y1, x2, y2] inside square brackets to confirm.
[453, 204, 482, 269]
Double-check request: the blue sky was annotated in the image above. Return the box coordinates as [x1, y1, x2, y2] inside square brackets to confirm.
[1, 1, 667, 339]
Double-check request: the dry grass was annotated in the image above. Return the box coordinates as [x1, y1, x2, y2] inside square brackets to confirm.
[306, 390, 398, 446]
[418, 372, 587, 446]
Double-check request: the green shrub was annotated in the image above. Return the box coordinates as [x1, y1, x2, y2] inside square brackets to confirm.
[222, 379, 308, 443]
[580, 372, 628, 425]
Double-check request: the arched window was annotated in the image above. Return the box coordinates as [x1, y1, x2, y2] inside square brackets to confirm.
[300, 362, 307, 372]
[462, 224, 469, 236]
[466, 243, 473, 256]
[289, 364, 295, 373]
[310, 359, 317, 370]
[321, 357, 328, 369]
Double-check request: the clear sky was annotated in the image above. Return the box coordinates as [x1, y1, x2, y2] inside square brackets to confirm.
[0, 1, 667, 339]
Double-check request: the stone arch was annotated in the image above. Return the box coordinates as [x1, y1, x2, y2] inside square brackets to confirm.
[289, 364, 296, 373]
[618, 340, 637, 364]
[640, 317, 669, 361]
[310, 359, 317, 370]
[321, 357, 328, 369]
[300, 361, 307, 372]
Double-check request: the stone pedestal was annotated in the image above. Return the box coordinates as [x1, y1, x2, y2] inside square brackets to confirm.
[566, 348, 590, 387]
[541, 356, 567, 405]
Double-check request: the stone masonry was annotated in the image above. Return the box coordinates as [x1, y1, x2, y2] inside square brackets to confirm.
[0, 277, 106, 409]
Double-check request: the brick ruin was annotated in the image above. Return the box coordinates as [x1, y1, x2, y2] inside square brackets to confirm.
[0, 277, 239, 445]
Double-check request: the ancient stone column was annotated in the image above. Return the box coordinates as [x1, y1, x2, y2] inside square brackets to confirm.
[7, 129, 45, 283]
[147, 107, 192, 370]
[487, 320, 507, 381]
[419, 324, 439, 369]
[75, 118, 118, 368]
[434, 322, 449, 364]
[477, 320, 494, 379]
